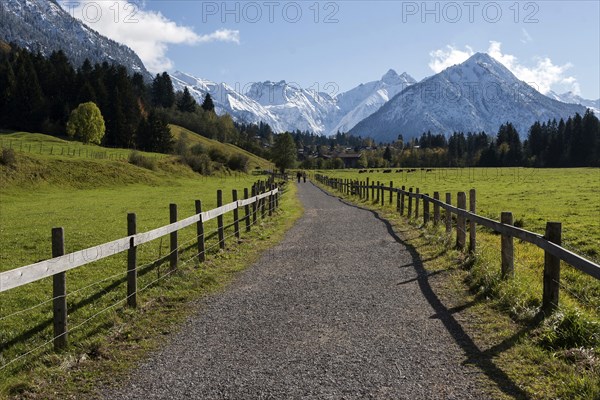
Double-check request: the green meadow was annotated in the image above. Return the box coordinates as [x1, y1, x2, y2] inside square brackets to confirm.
[316, 168, 600, 261]
[313, 167, 600, 399]
[0, 131, 301, 398]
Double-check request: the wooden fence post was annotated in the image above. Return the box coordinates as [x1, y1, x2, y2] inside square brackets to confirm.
[170, 203, 178, 270]
[268, 185, 273, 217]
[423, 194, 430, 225]
[396, 186, 401, 212]
[543, 222, 561, 314]
[445, 192, 452, 234]
[260, 183, 266, 219]
[380, 183, 384, 206]
[195, 200, 205, 262]
[217, 190, 225, 249]
[501, 212, 514, 278]
[244, 188, 251, 232]
[407, 188, 413, 218]
[127, 213, 137, 308]
[456, 192, 466, 250]
[371, 181, 375, 200]
[389, 181, 393, 204]
[400, 186, 405, 215]
[415, 188, 420, 219]
[375, 181, 380, 204]
[433, 192, 440, 225]
[469, 189, 476, 253]
[52, 227, 67, 351]
[232, 189, 240, 240]
[252, 186, 258, 225]
[366, 178, 370, 200]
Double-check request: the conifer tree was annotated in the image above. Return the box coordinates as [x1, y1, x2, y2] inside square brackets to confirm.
[177, 87, 197, 112]
[201, 93, 215, 112]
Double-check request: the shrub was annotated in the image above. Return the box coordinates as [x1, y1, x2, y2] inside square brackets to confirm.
[183, 153, 213, 175]
[128, 151, 157, 170]
[174, 132, 190, 156]
[0, 147, 17, 167]
[208, 147, 228, 163]
[227, 153, 249, 172]
[190, 143, 205, 156]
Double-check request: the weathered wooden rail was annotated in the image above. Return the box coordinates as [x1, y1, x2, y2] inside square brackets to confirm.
[1, 179, 283, 351]
[315, 174, 600, 314]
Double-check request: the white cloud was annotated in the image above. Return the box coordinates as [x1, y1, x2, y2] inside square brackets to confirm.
[428, 42, 580, 95]
[60, 1, 240, 72]
[487, 41, 579, 95]
[428, 45, 474, 73]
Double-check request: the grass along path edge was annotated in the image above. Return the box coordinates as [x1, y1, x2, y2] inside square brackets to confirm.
[312, 178, 599, 400]
[1, 182, 303, 400]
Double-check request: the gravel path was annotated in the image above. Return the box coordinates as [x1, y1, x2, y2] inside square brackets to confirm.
[101, 182, 489, 399]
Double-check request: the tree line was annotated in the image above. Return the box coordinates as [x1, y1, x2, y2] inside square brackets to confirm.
[303, 114, 599, 169]
[411, 113, 599, 168]
[0, 43, 249, 154]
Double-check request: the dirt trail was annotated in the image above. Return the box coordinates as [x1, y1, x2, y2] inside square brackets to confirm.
[101, 182, 490, 399]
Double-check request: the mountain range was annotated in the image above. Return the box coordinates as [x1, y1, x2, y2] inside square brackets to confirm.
[2, 0, 598, 142]
[170, 69, 416, 136]
[349, 53, 588, 141]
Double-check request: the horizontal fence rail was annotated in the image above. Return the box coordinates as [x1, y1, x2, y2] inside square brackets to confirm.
[1, 178, 285, 357]
[0, 188, 279, 293]
[315, 174, 600, 314]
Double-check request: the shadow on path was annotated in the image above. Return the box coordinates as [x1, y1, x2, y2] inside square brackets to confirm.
[312, 183, 534, 399]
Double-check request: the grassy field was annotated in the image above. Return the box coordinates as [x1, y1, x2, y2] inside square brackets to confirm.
[314, 168, 599, 261]
[0, 125, 272, 172]
[313, 167, 600, 399]
[0, 132, 300, 398]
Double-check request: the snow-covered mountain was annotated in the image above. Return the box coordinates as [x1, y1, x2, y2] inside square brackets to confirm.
[350, 53, 588, 141]
[5, 1, 592, 139]
[0, 0, 151, 79]
[172, 69, 416, 135]
[331, 69, 416, 134]
[170, 71, 286, 131]
[547, 91, 600, 115]
[244, 80, 341, 134]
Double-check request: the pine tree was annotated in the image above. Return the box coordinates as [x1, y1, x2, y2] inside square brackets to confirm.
[10, 51, 45, 131]
[151, 72, 175, 108]
[383, 145, 392, 162]
[177, 87, 197, 112]
[201, 93, 215, 112]
[136, 111, 173, 153]
[0, 58, 16, 127]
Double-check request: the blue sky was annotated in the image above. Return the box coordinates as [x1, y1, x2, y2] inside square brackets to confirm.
[62, 1, 600, 99]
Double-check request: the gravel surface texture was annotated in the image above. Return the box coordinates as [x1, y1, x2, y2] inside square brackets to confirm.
[100, 182, 490, 399]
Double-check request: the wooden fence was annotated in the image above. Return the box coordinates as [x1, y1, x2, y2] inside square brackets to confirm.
[315, 174, 600, 314]
[0, 179, 283, 351]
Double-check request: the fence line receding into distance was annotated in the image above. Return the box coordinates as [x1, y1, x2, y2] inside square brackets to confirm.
[315, 174, 600, 315]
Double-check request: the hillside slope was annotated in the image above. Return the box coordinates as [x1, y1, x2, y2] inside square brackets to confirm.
[169, 125, 272, 171]
[0, 129, 272, 189]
